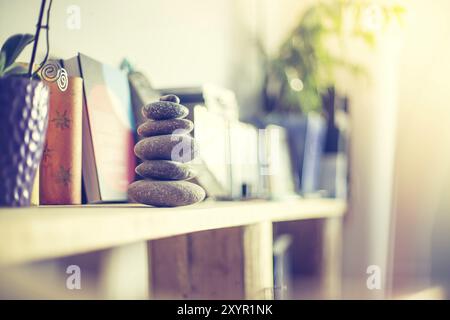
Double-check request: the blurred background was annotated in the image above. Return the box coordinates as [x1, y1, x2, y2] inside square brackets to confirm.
[1, 0, 450, 299]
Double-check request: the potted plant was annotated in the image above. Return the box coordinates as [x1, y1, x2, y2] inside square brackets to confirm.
[0, 34, 49, 206]
[263, 0, 405, 114]
[261, 0, 404, 195]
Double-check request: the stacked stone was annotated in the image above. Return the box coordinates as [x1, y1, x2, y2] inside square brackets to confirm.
[128, 95, 206, 207]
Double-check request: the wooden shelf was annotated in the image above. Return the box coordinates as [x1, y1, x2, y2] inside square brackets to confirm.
[0, 199, 345, 266]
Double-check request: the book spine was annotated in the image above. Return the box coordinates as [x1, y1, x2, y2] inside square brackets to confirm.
[39, 77, 83, 204]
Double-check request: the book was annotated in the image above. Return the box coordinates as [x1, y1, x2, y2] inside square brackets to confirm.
[263, 113, 326, 195]
[193, 104, 231, 199]
[259, 125, 296, 200]
[126, 68, 160, 128]
[228, 121, 259, 199]
[319, 88, 349, 198]
[122, 64, 160, 179]
[63, 54, 135, 203]
[301, 114, 326, 194]
[281, 115, 326, 195]
[39, 76, 83, 204]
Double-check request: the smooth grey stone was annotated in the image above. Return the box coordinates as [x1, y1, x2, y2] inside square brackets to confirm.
[134, 134, 198, 162]
[142, 101, 188, 120]
[135, 160, 195, 180]
[160, 94, 180, 104]
[128, 180, 206, 207]
[137, 119, 193, 137]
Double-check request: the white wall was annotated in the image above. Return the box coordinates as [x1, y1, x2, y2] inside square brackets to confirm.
[339, 31, 403, 298]
[392, 0, 450, 294]
[0, 0, 314, 119]
[0, 0, 235, 89]
[339, 0, 450, 297]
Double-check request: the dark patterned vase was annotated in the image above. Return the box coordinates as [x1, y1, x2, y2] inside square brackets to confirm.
[0, 77, 49, 207]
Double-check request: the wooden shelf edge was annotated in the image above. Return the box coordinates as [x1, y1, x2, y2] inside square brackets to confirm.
[0, 199, 346, 267]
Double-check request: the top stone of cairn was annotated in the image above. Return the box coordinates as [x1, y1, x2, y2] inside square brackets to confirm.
[142, 94, 188, 120]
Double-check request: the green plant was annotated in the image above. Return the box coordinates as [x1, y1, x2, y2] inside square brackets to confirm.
[0, 34, 35, 78]
[263, 0, 406, 114]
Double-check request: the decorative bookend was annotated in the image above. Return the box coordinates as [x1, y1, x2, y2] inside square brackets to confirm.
[128, 95, 206, 207]
[39, 76, 83, 204]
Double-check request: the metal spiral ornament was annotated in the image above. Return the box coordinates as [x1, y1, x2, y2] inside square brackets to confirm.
[41, 61, 68, 92]
[41, 61, 60, 82]
[56, 67, 68, 92]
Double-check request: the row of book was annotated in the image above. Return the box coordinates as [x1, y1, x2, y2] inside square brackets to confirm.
[36, 54, 135, 204]
[158, 87, 298, 201]
[35, 54, 273, 204]
[36, 53, 348, 205]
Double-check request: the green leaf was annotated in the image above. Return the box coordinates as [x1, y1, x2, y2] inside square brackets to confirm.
[2, 63, 28, 77]
[0, 51, 6, 75]
[0, 34, 34, 69]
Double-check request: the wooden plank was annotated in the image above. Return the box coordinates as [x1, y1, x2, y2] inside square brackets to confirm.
[244, 222, 274, 299]
[151, 228, 245, 299]
[150, 235, 191, 299]
[151, 224, 275, 300]
[0, 199, 346, 266]
[189, 228, 244, 299]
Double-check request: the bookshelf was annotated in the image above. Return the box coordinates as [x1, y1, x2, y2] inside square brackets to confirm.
[0, 199, 346, 299]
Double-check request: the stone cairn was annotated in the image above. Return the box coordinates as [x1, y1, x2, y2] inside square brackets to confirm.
[128, 94, 206, 207]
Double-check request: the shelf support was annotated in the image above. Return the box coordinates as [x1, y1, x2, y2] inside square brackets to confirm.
[243, 221, 274, 299]
[150, 223, 274, 299]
